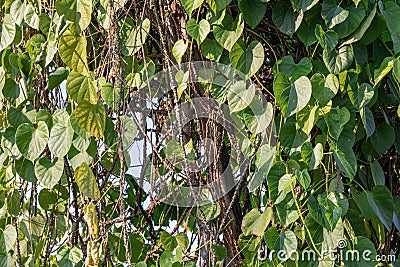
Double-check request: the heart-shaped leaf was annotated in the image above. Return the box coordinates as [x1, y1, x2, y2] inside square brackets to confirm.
[272, 0, 303, 36]
[230, 40, 264, 78]
[368, 185, 394, 231]
[213, 13, 244, 51]
[58, 29, 89, 76]
[172, 39, 187, 63]
[311, 73, 339, 106]
[34, 157, 64, 189]
[75, 162, 101, 200]
[181, 0, 203, 15]
[348, 83, 374, 110]
[241, 208, 273, 236]
[75, 101, 106, 139]
[49, 110, 74, 158]
[16, 121, 49, 161]
[315, 24, 338, 52]
[323, 45, 354, 74]
[66, 70, 98, 104]
[275, 56, 312, 81]
[187, 19, 210, 45]
[238, 0, 267, 29]
[321, 2, 349, 28]
[274, 73, 312, 118]
[325, 107, 350, 140]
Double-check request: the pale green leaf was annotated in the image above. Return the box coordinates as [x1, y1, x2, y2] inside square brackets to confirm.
[75, 162, 101, 200]
[75, 101, 106, 138]
[34, 157, 64, 189]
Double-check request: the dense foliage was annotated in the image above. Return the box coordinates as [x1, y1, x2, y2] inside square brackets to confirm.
[0, 0, 399, 266]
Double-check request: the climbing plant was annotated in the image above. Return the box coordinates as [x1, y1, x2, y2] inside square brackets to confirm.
[0, 0, 399, 266]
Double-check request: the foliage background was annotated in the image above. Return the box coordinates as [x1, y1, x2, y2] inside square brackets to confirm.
[0, 0, 399, 266]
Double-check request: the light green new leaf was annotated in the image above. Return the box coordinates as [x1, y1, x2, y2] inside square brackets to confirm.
[311, 73, 339, 106]
[75, 101, 106, 139]
[238, 0, 267, 29]
[34, 157, 64, 189]
[181, 0, 203, 15]
[49, 110, 74, 158]
[367, 185, 394, 231]
[323, 45, 354, 74]
[122, 18, 151, 56]
[348, 83, 374, 110]
[66, 70, 97, 104]
[321, 2, 349, 28]
[172, 39, 187, 63]
[272, 0, 303, 36]
[187, 19, 210, 45]
[230, 40, 264, 78]
[56, 0, 92, 33]
[0, 14, 16, 52]
[160, 231, 178, 251]
[59, 30, 89, 76]
[241, 208, 273, 236]
[213, 13, 244, 51]
[16, 121, 49, 161]
[75, 162, 101, 200]
[274, 73, 312, 118]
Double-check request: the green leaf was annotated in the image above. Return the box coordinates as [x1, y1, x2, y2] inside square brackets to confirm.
[49, 110, 74, 158]
[330, 131, 357, 179]
[341, 4, 376, 46]
[238, 0, 267, 29]
[273, 231, 297, 262]
[333, 4, 365, 38]
[24, 2, 40, 30]
[200, 38, 223, 61]
[274, 73, 312, 118]
[323, 45, 354, 74]
[205, 0, 231, 13]
[159, 251, 179, 267]
[321, 2, 349, 28]
[181, 0, 203, 15]
[227, 81, 255, 112]
[325, 107, 350, 139]
[301, 142, 323, 170]
[187, 19, 210, 45]
[16, 121, 49, 161]
[99, 80, 118, 109]
[311, 73, 339, 106]
[75, 162, 101, 200]
[291, 0, 319, 12]
[370, 123, 395, 155]
[275, 56, 312, 82]
[379, 1, 400, 54]
[272, 0, 303, 36]
[121, 115, 137, 149]
[368, 185, 394, 231]
[34, 157, 64, 189]
[0, 14, 16, 52]
[56, 0, 92, 33]
[276, 174, 295, 204]
[360, 106, 375, 138]
[315, 24, 338, 52]
[348, 83, 374, 110]
[370, 160, 385, 186]
[343, 237, 377, 267]
[121, 18, 151, 56]
[176, 233, 189, 250]
[211, 244, 227, 261]
[59, 29, 89, 76]
[46, 67, 70, 90]
[172, 39, 187, 63]
[75, 101, 106, 139]
[230, 40, 264, 78]
[160, 231, 178, 251]
[200, 202, 221, 221]
[213, 13, 244, 51]
[280, 121, 308, 155]
[10, 0, 25, 26]
[374, 57, 393, 85]
[66, 70, 97, 104]
[242, 100, 273, 134]
[295, 169, 311, 190]
[241, 208, 273, 236]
